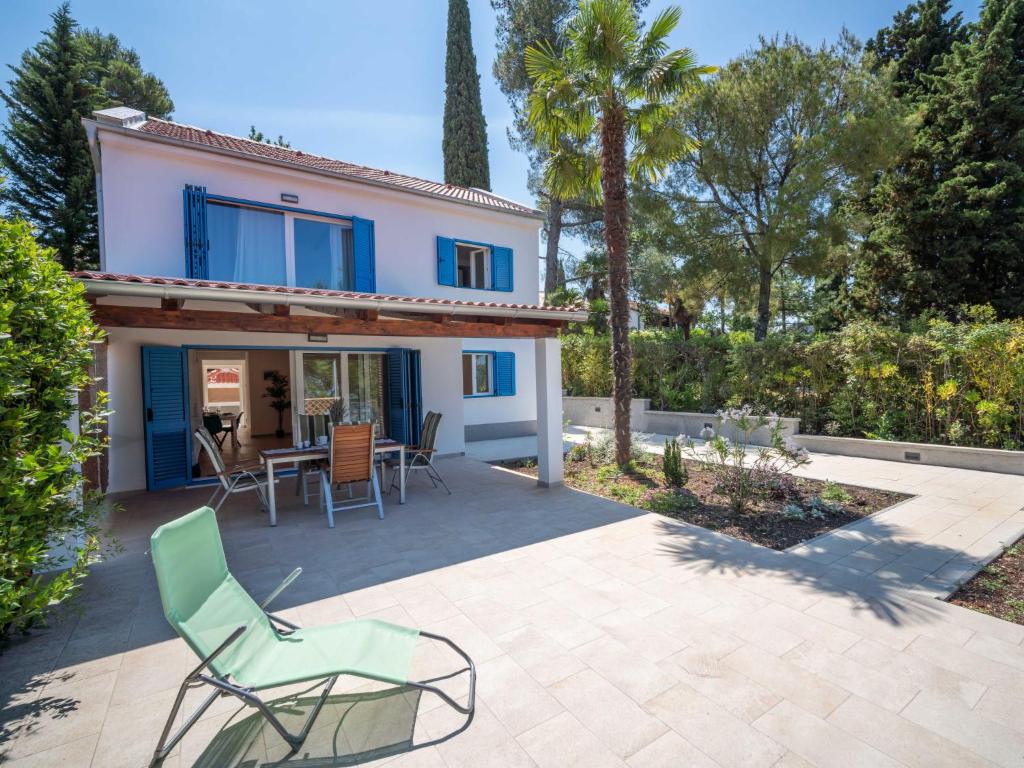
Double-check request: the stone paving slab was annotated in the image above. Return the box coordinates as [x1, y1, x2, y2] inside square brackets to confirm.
[2, 450, 1024, 767]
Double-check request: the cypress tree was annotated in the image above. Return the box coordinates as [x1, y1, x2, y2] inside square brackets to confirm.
[859, 0, 1024, 318]
[0, 4, 98, 270]
[443, 0, 491, 190]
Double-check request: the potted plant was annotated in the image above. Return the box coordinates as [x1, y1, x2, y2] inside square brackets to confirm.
[262, 370, 291, 438]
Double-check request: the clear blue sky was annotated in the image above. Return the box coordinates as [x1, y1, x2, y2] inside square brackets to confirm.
[2, 0, 979, 270]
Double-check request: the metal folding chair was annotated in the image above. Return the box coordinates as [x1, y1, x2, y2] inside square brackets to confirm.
[148, 507, 475, 766]
[194, 426, 272, 512]
[388, 411, 450, 495]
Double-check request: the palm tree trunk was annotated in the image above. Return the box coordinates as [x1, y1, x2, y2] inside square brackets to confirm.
[544, 196, 564, 300]
[601, 104, 632, 468]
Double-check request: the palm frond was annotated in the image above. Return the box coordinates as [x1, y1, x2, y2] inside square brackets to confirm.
[638, 6, 681, 61]
[544, 146, 603, 204]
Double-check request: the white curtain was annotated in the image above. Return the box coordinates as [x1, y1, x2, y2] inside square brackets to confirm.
[328, 224, 343, 290]
[234, 208, 286, 285]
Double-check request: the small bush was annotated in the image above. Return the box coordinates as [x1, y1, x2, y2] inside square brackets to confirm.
[0, 220, 110, 640]
[644, 488, 699, 515]
[820, 481, 852, 503]
[662, 437, 688, 487]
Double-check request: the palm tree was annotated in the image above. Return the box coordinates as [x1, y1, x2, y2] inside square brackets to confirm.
[526, 0, 712, 466]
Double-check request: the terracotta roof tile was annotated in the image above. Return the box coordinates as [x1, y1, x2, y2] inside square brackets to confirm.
[72, 271, 584, 315]
[135, 119, 541, 218]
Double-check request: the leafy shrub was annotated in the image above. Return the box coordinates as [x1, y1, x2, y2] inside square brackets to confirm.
[562, 309, 1024, 450]
[567, 442, 589, 463]
[820, 481, 852, 503]
[644, 488, 699, 515]
[0, 220, 109, 640]
[589, 429, 647, 466]
[662, 437, 687, 487]
[685, 406, 810, 513]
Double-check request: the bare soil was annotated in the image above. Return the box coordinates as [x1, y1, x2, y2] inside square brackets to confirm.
[949, 541, 1024, 625]
[504, 454, 909, 551]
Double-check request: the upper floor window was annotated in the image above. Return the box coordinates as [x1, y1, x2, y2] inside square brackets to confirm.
[208, 202, 286, 285]
[294, 217, 354, 291]
[437, 236, 514, 292]
[207, 202, 355, 290]
[456, 242, 491, 289]
[184, 185, 375, 292]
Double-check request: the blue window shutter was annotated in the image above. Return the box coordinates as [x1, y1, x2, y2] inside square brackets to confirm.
[436, 236, 456, 286]
[492, 246, 513, 292]
[494, 352, 516, 396]
[141, 346, 191, 490]
[352, 217, 376, 292]
[386, 349, 410, 443]
[182, 185, 208, 279]
[407, 350, 423, 445]
[386, 349, 423, 443]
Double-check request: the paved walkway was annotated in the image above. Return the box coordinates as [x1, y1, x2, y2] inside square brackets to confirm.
[2, 450, 1024, 767]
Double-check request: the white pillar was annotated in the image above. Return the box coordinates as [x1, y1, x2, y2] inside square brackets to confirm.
[535, 336, 563, 487]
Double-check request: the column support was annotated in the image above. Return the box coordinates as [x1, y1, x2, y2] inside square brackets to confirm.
[534, 337, 563, 488]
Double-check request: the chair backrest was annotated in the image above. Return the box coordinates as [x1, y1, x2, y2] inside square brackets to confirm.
[194, 427, 229, 488]
[150, 507, 275, 677]
[234, 411, 244, 430]
[329, 422, 374, 484]
[419, 411, 442, 453]
[203, 413, 224, 434]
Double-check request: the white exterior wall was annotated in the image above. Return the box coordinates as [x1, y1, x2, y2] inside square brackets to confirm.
[93, 128, 547, 492]
[462, 337, 538, 435]
[105, 323, 467, 494]
[95, 130, 541, 305]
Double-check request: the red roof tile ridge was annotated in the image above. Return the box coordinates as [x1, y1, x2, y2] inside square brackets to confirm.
[72, 271, 584, 313]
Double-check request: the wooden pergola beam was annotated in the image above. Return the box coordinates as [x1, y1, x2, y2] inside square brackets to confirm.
[90, 304, 559, 338]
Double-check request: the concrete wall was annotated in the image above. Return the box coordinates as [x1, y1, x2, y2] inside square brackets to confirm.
[95, 130, 541, 306]
[563, 396, 799, 447]
[792, 434, 1024, 476]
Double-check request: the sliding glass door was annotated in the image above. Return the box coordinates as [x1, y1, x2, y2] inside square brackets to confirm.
[293, 350, 386, 443]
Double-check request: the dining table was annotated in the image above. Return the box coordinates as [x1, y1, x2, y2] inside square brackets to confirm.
[258, 439, 406, 526]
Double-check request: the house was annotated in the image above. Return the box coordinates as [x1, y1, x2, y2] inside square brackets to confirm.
[77, 106, 585, 496]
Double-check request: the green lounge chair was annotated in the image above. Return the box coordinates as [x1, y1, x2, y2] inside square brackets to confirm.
[148, 506, 475, 766]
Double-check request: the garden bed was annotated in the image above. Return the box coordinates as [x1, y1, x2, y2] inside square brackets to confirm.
[504, 453, 909, 550]
[949, 540, 1024, 625]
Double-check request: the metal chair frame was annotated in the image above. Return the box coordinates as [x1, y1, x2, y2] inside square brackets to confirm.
[388, 411, 451, 495]
[149, 569, 475, 766]
[194, 427, 271, 513]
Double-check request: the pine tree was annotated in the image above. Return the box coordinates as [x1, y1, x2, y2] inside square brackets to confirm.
[443, 0, 491, 190]
[0, 4, 174, 270]
[0, 4, 98, 270]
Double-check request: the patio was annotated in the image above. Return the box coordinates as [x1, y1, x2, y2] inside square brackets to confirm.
[3, 452, 1024, 767]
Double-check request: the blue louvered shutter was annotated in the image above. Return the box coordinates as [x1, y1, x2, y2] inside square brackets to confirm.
[492, 246, 513, 292]
[386, 349, 410, 443]
[407, 350, 423, 445]
[386, 349, 424, 444]
[183, 185, 209, 279]
[352, 216, 376, 292]
[437, 237, 456, 286]
[142, 347, 192, 490]
[494, 352, 516, 396]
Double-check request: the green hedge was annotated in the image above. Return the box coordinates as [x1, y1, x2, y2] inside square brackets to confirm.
[561, 313, 1024, 450]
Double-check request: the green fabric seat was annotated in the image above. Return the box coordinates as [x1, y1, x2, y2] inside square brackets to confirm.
[146, 506, 476, 767]
[151, 507, 419, 690]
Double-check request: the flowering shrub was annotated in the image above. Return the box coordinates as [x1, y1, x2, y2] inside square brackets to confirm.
[685, 405, 810, 513]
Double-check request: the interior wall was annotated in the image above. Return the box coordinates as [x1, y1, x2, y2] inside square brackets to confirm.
[247, 349, 292, 436]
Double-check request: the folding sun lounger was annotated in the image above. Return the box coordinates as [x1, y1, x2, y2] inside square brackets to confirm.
[148, 506, 476, 766]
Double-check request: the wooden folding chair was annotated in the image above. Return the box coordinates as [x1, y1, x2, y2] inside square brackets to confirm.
[319, 422, 383, 527]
